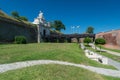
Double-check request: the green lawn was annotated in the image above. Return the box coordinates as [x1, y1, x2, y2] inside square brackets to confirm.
[0, 10, 36, 27]
[101, 46, 120, 53]
[0, 43, 115, 69]
[0, 64, 119, 80]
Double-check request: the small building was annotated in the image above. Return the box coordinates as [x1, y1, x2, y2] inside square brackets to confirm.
[33, 11, 50, 43]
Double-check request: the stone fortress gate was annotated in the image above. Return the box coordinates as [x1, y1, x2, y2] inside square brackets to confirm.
[33, 11, 50, 43]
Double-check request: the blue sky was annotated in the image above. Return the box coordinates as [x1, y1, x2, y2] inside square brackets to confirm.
[0, 0, 120, 34]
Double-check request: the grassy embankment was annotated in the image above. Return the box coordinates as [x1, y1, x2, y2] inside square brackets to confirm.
[0, 10, 36, 27]
[86, 45, 120, 62]
[101, 45, 120, 53]
[0, 43, 115, 69]
[0, 64, 119, 80]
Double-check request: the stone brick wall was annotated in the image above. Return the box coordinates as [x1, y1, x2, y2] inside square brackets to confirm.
[96, 30, 120, 46]
[0, 19, 37, 43]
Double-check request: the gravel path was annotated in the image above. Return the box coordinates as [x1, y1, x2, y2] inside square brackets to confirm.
[0, 60, 120, 78]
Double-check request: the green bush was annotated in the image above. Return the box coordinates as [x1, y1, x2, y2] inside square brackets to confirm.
[83, 37, 92, 44]
[95, 38, 106, 45]
[15, 36, 27, 44]
[56, 39, 59, 43]
[64, 39, 68, 43]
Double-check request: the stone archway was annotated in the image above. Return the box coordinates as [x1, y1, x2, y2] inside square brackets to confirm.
[43, 29, 46, 36]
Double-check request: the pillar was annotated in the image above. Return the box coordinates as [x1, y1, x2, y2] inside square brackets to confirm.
[37, 24, 41, 43]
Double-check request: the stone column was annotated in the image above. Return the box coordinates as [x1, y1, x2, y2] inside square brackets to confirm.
[37, 24, 41, 43]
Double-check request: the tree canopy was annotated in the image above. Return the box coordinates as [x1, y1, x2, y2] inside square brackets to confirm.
[95, 38, 106, 45]
[19, 16, 28, 21]
[51, 20, 65, 32]
[11, 11, 19, 19]
[11, 11, 28, 21]
[83, 37, 92, 44]
[86, 26, 94, 34]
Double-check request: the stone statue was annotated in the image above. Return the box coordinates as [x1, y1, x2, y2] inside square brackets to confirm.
[37, 11, 45, 24]
[38, 11, 44, 19]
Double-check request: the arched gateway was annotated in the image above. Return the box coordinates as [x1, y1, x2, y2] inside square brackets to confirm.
[33, 11, 95, 43]
[33, 11, 50, 43]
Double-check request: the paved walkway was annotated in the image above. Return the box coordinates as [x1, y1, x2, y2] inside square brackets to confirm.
[95, 47, 120, 70]
[84, 43, 120, 71]
[89, 43, 120, 56]
[108, 58, 120, 70]
[92, 48, 120, 70]
[102, 49, 120, 56]
[0, 60, 120, 78]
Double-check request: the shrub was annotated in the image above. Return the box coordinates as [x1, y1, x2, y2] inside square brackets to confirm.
[56, 39, 59, 43]
[95, 38, 106, 45]
[83, 37, 92, 44]
[64, 39, 68, 43]
[15, 36, 27, 44]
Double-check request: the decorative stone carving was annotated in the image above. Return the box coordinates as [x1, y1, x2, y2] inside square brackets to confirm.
[33, 11, 50, 43]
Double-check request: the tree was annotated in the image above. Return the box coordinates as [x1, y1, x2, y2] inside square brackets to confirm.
[95, 38, 106, 53]
[52, 20, 65, 31]
[19, 16, 28, 21]
[11, 11, 19, 19]
[11, 11, 28, 21]
[86, 26, 94, 34]
[83, 37, 92, 45]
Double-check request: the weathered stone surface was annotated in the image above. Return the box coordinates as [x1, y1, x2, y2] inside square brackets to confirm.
[71, 38, 78, 43]
[0, 20, 37, 43]
[96, 30, 120, 47]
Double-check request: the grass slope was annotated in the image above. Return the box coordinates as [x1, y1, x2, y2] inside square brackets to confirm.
[86, 46, 120, 62]
[0, 43, 115, 69]
[0, 64, 119, 80]
[0, 10, 35, 27]
[101, 46, 120, 53]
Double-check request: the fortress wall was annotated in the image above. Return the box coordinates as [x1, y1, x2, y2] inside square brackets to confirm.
[96, 30, 120, 46]
[0, 19, 37, 43]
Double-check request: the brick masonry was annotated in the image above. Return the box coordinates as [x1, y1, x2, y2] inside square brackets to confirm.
[96, 30, 120, 47]
[0, 19, 37, 43]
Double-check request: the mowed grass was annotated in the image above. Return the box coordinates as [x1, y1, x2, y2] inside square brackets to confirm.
[101, 46, 120, 53]
[0, 43, 115, 69]
[86, 46, 120, 62]
[0, 64, 119, 80]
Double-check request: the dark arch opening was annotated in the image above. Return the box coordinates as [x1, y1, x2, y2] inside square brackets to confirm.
[43, 29, 46, 36]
